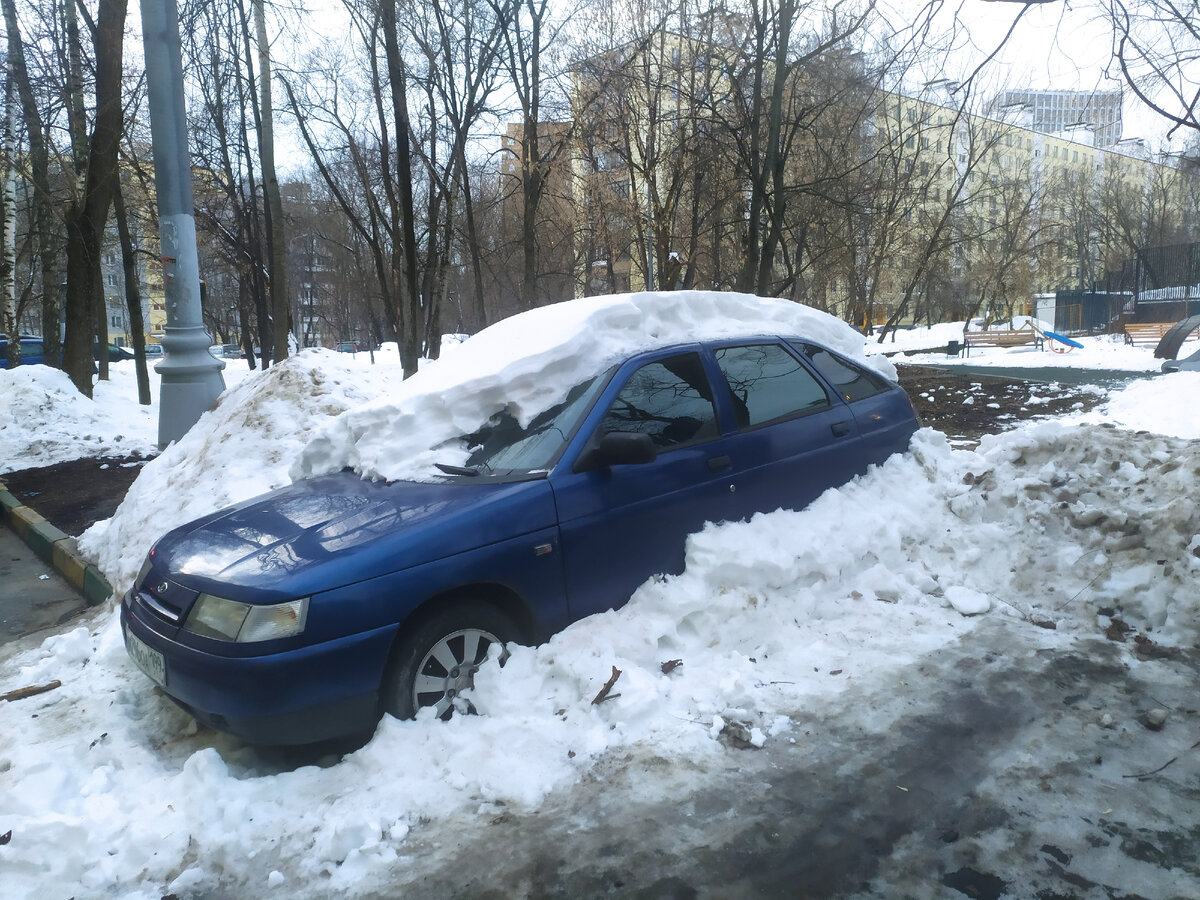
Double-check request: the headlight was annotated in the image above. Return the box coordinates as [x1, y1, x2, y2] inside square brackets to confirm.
[184, 594, 309, 643]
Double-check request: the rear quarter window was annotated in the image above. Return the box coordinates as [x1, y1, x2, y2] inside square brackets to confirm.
[714, 343, 830, 429]
[796, 343, 892, 402]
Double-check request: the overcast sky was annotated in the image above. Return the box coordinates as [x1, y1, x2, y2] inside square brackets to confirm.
[880, 0, 1181, 148]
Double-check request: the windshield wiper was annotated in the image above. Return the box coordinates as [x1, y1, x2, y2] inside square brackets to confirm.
[434, 462, 480, 477]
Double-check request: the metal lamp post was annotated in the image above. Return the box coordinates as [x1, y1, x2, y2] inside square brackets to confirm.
[141, 0, 226, 448]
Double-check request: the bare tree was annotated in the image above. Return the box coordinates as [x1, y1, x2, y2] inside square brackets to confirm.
[252, 0, 289, 363]
[60, 0, 128, 396]
[1105, 0, 1200, 137]
[2, 0, 62, 368]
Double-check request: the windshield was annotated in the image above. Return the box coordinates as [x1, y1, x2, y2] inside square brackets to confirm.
[453, 372, 610, 476]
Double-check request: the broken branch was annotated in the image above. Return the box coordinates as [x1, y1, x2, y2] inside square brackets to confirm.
[591, 666, 622, 704]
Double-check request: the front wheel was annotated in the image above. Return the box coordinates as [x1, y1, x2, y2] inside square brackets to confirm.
[384, 603, 517, 721]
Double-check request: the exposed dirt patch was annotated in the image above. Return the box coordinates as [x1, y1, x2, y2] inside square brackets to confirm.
[897, 365, 1107, 445]
[2, 455, 154, 537]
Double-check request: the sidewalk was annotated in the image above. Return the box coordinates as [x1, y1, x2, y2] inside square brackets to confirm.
[0, 477, 112, 645]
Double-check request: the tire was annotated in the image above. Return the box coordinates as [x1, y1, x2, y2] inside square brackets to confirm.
[383, 602, 517, 721]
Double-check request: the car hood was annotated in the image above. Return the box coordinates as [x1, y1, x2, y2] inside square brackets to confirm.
[153, 471, 557, 599]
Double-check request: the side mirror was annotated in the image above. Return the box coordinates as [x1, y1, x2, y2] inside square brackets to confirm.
[573, 431, 656, 473]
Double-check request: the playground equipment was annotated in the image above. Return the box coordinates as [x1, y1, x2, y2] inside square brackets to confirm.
[1027, 321, 1083, 354]
[1043, 329, 1084, 354]
[1158, 315, 1200, 372]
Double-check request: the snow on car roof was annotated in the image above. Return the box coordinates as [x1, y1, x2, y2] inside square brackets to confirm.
[291, 290, 894, 485]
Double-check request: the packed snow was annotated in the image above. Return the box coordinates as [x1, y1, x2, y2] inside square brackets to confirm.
[1, 291, 1198, 898]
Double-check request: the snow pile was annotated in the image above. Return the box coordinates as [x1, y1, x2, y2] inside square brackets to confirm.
[0, 365, 157, 472]
[1077, 370, 1200, 439]
[292, 291, 894, 484]
[79, 350, 403, 595]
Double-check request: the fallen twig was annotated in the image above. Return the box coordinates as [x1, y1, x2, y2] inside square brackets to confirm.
[1, 680, 62, 703]
[1123, 739, 1200, 780]
[592, 666, 622, 704]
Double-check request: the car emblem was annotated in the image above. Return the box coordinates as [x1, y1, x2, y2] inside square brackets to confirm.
[156, 582, 170, 595]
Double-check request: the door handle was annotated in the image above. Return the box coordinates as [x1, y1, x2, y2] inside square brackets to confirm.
[831, 421, 851, 437]
[707, 455, 732, 471]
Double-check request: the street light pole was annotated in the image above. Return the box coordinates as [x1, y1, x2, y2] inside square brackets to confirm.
[140, 0, 225, 448]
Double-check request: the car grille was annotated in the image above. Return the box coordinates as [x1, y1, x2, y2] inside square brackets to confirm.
[135, 576, 198, 624]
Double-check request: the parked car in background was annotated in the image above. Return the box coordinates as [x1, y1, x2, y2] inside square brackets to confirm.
[94, 343, 135, 361]
[144, 343, 164, 358]
[0, 335, 45, 368]
[122, 330, 919, 745]
[335, 341, 360, 353]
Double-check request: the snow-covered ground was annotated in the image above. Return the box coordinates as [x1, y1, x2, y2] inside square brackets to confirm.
[866, 321, 1185, 373]
[1, 293, 1198, 898]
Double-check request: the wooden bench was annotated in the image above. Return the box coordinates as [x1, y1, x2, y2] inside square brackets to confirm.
[1123, 322, 1174, 347]
[962, 328, 1043, 356]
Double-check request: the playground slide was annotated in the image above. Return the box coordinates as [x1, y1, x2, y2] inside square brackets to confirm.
[1157, 315, 1200, 369]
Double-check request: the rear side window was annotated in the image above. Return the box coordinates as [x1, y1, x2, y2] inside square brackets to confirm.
[600, 353, 718, 449]
[714, 344, 830, 429]
[798, 344, 891, 402]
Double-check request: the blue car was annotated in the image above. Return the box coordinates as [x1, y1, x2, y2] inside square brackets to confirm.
[121, 335, 918, 744]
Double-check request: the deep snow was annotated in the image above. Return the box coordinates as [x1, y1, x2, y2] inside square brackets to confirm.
[1, 292, 1198, 898]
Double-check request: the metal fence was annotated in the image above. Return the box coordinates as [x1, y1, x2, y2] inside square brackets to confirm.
[1079, 242, 1200, 327]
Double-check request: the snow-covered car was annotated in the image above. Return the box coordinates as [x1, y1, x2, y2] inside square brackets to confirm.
[120, 294, 919, 745]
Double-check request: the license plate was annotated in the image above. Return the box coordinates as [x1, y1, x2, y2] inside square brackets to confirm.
[126, 630, 167, 686]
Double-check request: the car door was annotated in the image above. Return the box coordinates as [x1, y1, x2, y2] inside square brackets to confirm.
[706, 340, 864, 522]
[794, 342, 919, 463]
[550, 349, 739, 619]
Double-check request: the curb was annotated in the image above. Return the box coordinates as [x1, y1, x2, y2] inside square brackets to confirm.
[0, 477, 113, 606]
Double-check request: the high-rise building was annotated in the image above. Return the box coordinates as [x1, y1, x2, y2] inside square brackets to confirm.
[990, 89, 1123, 147]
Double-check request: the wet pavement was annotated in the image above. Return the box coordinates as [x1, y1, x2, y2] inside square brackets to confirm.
[0, 523, 88, 645]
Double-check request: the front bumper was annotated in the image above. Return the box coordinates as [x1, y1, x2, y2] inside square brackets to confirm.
[121, 589, 398, 745]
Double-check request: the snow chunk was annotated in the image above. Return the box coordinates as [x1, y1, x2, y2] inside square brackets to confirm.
[944, 585, 992, 616]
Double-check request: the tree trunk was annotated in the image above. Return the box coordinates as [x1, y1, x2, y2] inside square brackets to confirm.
[254, 0, 289, 363]
[62, 0, 128, 396]
[381, 0, 425, 377]
[113, 181, 151, 404]
[2, 63, 17, 366]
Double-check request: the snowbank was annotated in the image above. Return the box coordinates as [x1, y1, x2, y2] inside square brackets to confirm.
[1076, 370, 1200, 438]
[78, 350, 404, 595]
[0, 366, 157, 472]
